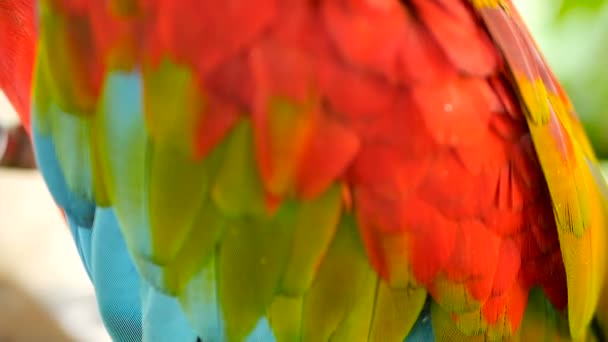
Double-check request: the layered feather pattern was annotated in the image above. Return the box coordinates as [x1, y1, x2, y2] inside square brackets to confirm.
[1, 0, 607, 341]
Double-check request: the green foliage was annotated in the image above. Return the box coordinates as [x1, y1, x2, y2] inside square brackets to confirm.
[558, 0, 605, 17]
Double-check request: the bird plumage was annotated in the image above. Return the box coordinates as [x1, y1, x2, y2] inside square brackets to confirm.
[1, 0, 607, 341]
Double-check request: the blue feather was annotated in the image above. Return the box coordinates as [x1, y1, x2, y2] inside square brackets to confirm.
[32, 114, 95, 228]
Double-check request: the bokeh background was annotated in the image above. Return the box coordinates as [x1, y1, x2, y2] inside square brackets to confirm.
[0, 1, 606, 341]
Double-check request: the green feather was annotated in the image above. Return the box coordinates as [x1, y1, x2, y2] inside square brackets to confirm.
[178, 255, 223, 340]
[46, 107, 94, 202]
[268, 296, 304, 342]
[96, 72, 150, 257]
[368, 282, 427, 341]
[218, 212, 295, 342]
[32, 48, 52, 134]
[143, 58, 203, 155]
[89, 113, 111, 206]
[212, 120, 267, 217]
[37, 0, 96, 114]
[300, 215, 376, 341]
[280, 183, 343, 295]
[148, 143, 209, 265]
[163, 200, 226, 295]
[431, 302, 483, 342]
[515, 288, 567, 342]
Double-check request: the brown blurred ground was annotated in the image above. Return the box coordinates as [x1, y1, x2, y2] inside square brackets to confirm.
[0, 169, 110, 342]
[0, 276, 72, 341]
[0, 125, 36, 169]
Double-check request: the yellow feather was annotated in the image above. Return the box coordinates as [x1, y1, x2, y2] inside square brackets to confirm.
[472, 3, 608, 337]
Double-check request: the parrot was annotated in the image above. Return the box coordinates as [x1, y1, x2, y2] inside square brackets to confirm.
[1, 0, 608, 341]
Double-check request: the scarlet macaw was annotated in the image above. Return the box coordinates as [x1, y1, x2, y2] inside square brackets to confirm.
[1, 0, 608, 341]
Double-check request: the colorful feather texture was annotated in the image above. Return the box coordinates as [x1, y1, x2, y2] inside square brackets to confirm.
[1, 0, 608, 341]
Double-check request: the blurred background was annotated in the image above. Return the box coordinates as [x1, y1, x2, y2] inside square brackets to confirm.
[0, 1, 606, 341]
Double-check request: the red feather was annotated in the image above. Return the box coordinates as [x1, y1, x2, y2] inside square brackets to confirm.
[0, 0, 35, 132]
